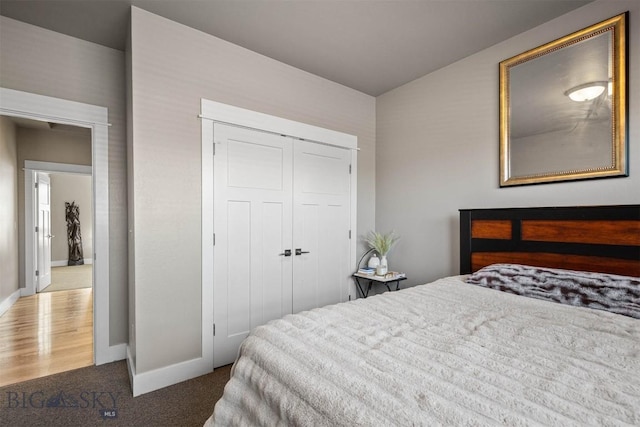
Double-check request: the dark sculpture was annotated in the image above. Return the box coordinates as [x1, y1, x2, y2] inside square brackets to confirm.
[65, 201, 84, 266]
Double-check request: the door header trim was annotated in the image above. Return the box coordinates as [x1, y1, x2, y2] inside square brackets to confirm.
[25, 160, 92, 175]
[200, 99, 357, 150]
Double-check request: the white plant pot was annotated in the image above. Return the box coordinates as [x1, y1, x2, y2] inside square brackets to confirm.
[368, 254, 380, 269]
[376, 264, 388, 276]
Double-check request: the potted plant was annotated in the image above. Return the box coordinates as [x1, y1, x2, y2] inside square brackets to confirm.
[365, 231, 399, 275]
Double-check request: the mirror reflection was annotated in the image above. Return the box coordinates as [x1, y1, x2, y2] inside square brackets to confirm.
[500, 13, 627, 186]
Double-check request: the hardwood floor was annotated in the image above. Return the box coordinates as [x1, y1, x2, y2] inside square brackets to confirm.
[0, 288, 93, 387]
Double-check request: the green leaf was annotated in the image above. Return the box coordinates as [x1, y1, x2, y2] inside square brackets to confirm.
[365, 231, 399, 256]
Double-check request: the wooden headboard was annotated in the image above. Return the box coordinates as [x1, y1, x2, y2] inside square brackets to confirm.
[460, 205, 640, 277]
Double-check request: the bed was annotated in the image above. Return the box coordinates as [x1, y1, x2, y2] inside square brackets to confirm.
[206, 205, 640, 426]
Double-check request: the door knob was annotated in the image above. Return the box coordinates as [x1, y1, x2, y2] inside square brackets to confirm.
[278, 249, 292, 257]
[47, 234, 55, 238]
[295, 248, 310, 256]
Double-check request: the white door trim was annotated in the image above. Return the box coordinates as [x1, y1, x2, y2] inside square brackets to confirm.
[201, 99, 358, 369]
[1, 87, 112, 366]
[200, 100, 357, 150]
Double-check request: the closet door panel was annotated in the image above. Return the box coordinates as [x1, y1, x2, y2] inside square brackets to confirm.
[260, 201, 289, 324]
[226, 201, 251, 336]
[321, 204, 349, 307]
[292, 204, 320, 313]
[227, 140, 284, 190]
[293, 141, 351, 313]
[213, 124, 293, 367]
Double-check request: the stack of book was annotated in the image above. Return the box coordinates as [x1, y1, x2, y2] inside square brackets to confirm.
[357, 267, 375, 275]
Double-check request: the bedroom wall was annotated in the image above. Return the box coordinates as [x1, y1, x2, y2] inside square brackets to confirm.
[0, 117, 19, 309]
[376, 0, 639, 284]
[50, 174, 93, 264]
[0, 16, 129, 346]
[129, 7, 376, 374]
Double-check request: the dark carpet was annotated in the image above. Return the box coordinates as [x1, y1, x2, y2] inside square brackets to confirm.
[0, 361, 232, 427]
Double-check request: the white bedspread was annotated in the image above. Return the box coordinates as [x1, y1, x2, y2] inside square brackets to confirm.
[207, 276, 640, 426]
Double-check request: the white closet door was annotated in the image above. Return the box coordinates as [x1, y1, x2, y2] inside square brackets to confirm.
[213, 124, 293, 367]
[37, 172, 52, 291]
[292, 141, 351, 313]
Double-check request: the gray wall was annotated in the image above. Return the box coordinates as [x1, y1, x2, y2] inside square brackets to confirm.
[0, 117, 19, 303]
[129, 7, 376, 373]
[50, 174, 93, 264]
[376, 0, 639, 285]
[0, 16, 128, 346]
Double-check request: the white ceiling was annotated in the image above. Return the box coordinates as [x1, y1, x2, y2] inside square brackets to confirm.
[0, 0, 593, 96]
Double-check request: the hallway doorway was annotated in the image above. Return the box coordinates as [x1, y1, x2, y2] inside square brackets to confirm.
[0, 87, 111, 386]
[0, 117, 95, 386]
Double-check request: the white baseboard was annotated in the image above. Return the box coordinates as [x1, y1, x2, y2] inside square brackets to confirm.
[51, 259, 94, 267]
[95, 342, 127, 366]
[0, 289, 21, 317]
[127, 349, 212, 397]
[126, 346, 135, 395]
[109, 343, 127, 361]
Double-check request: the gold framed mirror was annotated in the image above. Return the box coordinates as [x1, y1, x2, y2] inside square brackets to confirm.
[499, 13, 627, 187]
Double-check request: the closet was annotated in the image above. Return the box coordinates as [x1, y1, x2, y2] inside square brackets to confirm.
[208, 117, 355, 367]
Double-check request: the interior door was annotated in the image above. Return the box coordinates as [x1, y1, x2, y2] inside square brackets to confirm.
[292, 141, 351, 313]
[213, 124, 293, 367]
[37, 172, 52, 292]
